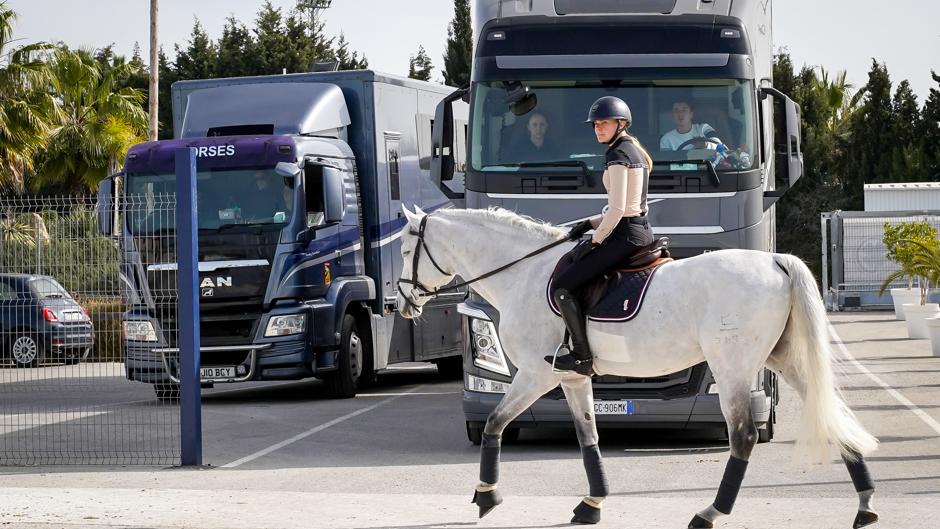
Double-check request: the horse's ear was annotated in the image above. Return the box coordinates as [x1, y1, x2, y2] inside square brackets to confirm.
[414, 205, 427, 216]
[401, 204, 422, 228]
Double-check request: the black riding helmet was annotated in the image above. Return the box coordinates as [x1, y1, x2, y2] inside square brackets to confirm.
[586, 96, 632, 145]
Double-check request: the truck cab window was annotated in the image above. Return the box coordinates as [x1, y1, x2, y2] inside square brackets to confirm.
[304, 166, 326, 228]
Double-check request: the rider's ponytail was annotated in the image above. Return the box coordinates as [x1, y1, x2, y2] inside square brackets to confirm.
[624, 132, 654, 172]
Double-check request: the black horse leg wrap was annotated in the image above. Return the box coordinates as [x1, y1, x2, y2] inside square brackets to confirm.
[480, 434, 502, 484]
[843, 452, 875, 493]
[581, 444, 609, 497]
[713, 455, 749, 515]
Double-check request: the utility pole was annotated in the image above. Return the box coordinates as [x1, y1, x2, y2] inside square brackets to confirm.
[148, 0, 159, 141]
[296, 0, 332, 30]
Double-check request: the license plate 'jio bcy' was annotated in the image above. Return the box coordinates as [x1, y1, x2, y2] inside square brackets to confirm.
[200, 367, 236, 379]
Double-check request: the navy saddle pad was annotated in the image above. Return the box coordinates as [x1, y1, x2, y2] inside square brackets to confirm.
[547, 251, 671, 323]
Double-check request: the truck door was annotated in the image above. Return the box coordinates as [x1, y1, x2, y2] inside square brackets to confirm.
[383, 132, 414, 363]
[384, 133, 404, 298]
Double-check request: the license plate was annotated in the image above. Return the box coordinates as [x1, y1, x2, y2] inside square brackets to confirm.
[201, 366, 236, 379]
[594, 401, 635, 415]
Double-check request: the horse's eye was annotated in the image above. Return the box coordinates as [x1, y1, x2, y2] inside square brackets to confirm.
[403, 251, 411, 256]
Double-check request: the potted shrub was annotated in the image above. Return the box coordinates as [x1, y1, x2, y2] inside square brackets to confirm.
[880, 221, 937, 320]
[894, 236, 940, 339]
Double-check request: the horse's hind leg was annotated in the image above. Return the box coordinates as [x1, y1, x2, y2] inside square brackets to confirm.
[765, 354, 879, 528]
[473, 369, 559, 518]
[689, 377, 758, 529]
[561, 376, 607, 525]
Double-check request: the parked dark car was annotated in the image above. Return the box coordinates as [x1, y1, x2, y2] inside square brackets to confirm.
[0, 274, 94, 367]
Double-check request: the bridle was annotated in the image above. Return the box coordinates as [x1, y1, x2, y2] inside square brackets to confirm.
[396, 214, 571, 302]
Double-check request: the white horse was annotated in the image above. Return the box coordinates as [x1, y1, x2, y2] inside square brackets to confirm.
[396, 206, 880, 529]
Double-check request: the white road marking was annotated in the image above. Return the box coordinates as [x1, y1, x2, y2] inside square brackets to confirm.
[220, 386, 424, 468]
[829, 323, 940, 436]
[0, 411, 110, 435]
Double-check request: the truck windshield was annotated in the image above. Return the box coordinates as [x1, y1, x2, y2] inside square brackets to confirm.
[125, 168, 293, 234]
[470, 80, 758, 173]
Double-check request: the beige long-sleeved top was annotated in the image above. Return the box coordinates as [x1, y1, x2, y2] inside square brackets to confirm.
[589, 137, 650, 244]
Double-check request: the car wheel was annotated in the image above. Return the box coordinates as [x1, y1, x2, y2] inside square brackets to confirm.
[324, 315, 362, 399]
[11, 334, 41, 368]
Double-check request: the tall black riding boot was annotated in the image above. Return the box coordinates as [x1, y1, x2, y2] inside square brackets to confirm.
[545, 289, 594, 376]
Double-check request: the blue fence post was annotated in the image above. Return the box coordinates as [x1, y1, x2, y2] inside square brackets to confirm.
[175, 147, 202, 466]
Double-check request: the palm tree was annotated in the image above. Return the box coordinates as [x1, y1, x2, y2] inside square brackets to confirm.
[34, 47, 147, 193]
[813, 67, 865, 137]
[0, 2, 57, 195]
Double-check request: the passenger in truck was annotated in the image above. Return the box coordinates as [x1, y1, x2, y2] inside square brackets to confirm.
[659, 99, 722, 151]
[240, 171, 291, 222]
[509, 112, 557, 161]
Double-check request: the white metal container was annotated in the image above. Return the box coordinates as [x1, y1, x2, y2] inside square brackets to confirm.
[864, 183, 940, 212]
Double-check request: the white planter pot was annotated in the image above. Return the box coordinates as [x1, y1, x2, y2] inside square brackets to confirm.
[928, 317, 940, 357]
[890, 288, 921, 320]
[903, 303, 940, 339]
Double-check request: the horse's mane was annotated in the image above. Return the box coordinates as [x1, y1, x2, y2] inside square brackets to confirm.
[441, 207, 566, 242]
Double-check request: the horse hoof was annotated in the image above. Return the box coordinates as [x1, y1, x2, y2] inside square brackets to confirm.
[854, 510, 879, 528]
[571, 500, 601, 524]
[471, 489, 502, 519]
[687, 514, 714, 529]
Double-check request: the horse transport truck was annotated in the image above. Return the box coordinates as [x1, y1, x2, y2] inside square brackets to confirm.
[426, 0, 803, 442]
[98, 70, 468, 400]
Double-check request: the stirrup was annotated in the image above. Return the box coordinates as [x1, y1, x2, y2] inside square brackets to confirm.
[549, 342, 571, 373]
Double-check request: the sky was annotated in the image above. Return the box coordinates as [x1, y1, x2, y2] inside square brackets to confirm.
[7, 0, 940, 103]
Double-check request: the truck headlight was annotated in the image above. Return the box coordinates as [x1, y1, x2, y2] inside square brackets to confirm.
[265, 314, 306, 337]
[123, 321, 157, 342]
[469, 317, 510, 377]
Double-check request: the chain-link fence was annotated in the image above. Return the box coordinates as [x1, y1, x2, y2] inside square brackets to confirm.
[821, 210, 940, 310]
[0, 195, 180, 465]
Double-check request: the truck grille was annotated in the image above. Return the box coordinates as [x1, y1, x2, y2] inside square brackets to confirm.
[544, 363, 708, 400]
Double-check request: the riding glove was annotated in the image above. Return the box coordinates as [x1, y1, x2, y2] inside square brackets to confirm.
[567, 220, 594, 241]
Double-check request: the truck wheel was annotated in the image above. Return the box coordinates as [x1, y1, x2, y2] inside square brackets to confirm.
[324, 315, 362, 399]
[154, 382, 180, 402]
[435, 355, 463, 379]
[11, 333, 41, 368]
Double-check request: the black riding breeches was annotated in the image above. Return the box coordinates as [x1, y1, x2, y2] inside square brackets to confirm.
[553, 217, 654, 295]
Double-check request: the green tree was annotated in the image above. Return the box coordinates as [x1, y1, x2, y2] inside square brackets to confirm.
[174, 18, 216, 80]
[156, 48, 176, 139]
[843, 60, 895, 196]
[409, 45, 433, 81]
[442, 0, 471, 87]
[890, 80, 928, 181]
[0, 2, 57, 195]
[216, 15, 256, 78]
[333, 32, 367, 70]
[251, 2, 292, 75]
[33, 48, 147, 193]
[920, 71, 940, 180]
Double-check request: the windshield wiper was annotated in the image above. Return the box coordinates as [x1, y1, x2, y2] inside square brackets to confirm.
[43, 293, 65, 299]
[492, 160, 590, 176]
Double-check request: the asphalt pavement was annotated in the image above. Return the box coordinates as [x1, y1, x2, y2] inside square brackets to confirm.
[0, 311, 938, 528]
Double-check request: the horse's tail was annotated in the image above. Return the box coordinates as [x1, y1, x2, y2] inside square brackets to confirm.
[773, 254, 878, 464]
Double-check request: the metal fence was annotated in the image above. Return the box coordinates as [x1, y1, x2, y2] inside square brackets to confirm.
[0, 194, 180, 465]
[821, 210, 940, 311]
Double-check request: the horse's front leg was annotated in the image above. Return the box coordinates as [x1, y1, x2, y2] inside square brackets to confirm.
[561, 375, 607, 525]
[474, 368, 559, 518]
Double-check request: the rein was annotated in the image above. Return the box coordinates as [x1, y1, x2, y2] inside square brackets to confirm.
[397, 214, 570, 299]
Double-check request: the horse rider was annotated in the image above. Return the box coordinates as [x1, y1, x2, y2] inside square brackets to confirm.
[546, 96, 655, 376]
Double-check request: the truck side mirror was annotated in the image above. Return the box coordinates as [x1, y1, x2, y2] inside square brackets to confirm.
[431, 88, 468, 200]
[97, 176, 115, 236]
[321, 166, 346, 224]
[760, 87, 804, 208]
